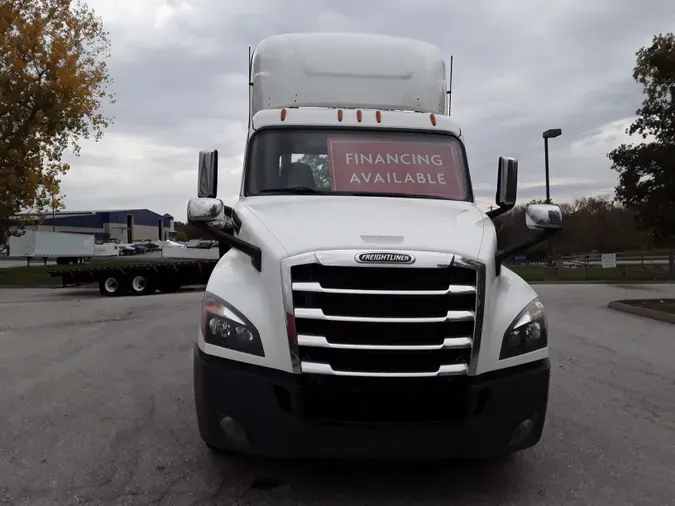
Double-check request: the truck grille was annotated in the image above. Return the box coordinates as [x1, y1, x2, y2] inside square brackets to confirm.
[287, 253, 483, 378]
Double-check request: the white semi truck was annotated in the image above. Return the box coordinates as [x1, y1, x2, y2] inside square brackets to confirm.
[188, 33, 563, 460]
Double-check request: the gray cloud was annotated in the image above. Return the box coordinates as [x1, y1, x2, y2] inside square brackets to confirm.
[60, 0, 675, 220]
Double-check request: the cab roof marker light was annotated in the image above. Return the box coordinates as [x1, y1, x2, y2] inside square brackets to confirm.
[337, 109, 343, 121]
[356, 110, 362, 122]
[280, 108, 287, 121]
[376, 110, 382, 123]
[430, 113, 437, 126]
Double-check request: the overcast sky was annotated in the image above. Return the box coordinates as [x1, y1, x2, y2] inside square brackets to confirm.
[60, 0, 675, 220]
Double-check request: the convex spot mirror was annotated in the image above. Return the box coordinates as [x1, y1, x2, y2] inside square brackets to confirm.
[198, 150, 219, 198]
[496, 156, 518, 208]
[187, 198, 224, 222]
[525, 204, 563, 231]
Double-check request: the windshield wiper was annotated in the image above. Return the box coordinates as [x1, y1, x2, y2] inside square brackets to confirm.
[259, 187, 325, 195]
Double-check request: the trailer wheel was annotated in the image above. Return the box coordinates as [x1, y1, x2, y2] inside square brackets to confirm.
[129, 274, 156, 296]
[99, 274, 128, 297]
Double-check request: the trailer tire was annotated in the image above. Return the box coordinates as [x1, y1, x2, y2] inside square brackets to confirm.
[129, 274, 156, 296]
[99, 274, 128, 297]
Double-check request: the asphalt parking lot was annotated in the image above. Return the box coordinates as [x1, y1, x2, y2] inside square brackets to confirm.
[1, 283, 674, 505]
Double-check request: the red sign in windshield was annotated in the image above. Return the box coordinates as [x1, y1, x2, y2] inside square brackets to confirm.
[327, 139, 465, 199]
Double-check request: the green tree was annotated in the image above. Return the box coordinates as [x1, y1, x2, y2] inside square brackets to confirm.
[0, 0, 114, 242]
[494, 197, 651, 258]
[296, 154, 331, 189]
[608, 33, 675, 245]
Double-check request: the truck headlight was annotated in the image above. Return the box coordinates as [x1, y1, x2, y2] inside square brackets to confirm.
[500, 298, 548, 360]
[201, 292, 264, 357]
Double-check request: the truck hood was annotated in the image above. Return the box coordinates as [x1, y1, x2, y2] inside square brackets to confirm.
[240, 196, 486, 260]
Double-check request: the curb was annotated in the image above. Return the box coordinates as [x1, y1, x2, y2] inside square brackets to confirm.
[608, 300, 675, 324]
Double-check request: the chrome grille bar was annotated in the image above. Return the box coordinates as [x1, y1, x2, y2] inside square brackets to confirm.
[294, 307, 475, 323]
[301, 362, 469, 377]
[297, 334, 472, 351]
[292, 281, 476, 296]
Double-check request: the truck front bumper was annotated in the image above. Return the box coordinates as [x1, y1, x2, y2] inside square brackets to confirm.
[194, 346, 550, 460]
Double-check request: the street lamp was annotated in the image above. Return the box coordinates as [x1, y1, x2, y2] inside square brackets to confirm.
[542, 128, 562, 267]
[542, 128, 562, 203]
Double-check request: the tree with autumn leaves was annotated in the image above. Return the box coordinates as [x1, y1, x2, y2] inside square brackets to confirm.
[608, 33, 675, 246]
[0, 0, 113, 242]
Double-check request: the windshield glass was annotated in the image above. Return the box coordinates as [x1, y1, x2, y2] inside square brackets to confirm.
[244, 128, 472, 201]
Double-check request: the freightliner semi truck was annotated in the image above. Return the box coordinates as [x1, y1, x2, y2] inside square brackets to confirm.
[187, 33, 563, 460]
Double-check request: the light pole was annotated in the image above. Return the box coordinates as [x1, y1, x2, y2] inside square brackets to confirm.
[542, 128, 562, 203]
[542, 128, 562, 266]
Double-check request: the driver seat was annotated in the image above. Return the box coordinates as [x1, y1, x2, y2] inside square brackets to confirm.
[279, 162, 317, 189]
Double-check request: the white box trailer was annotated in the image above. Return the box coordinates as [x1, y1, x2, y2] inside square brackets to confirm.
[9, 230, 95, 265]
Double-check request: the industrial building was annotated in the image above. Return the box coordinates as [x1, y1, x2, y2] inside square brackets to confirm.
[14, 209, 175, 243]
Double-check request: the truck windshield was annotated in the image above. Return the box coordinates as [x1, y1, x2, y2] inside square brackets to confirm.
[244, 128, 472, 201]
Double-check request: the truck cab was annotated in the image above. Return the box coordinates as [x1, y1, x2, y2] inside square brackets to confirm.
[188, 33, 563, 460]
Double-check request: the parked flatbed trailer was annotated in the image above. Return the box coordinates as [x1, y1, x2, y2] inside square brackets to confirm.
[48, 259, 219, 297]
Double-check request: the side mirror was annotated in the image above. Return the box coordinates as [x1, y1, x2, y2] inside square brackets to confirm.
[187, 198, 224, 222]
[187, 196, 263, 272]
[198, 150, 219, 198]
[496, 202, 563, 275]
[496, 156, 518, 207]
[525, 204, 563, 231]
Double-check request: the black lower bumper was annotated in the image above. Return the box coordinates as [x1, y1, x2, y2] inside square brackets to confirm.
[193, 346, 550, 460]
